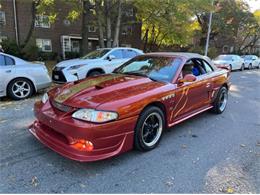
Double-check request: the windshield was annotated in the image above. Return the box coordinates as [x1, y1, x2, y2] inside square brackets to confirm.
[215, 55, 234, 61]
[242, 55, 253, 60]
[81, 49, 111, 59]
[113, 56, 182, 83]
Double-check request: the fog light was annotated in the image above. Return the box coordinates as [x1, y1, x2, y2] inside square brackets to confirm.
[71, 139, 94, 152]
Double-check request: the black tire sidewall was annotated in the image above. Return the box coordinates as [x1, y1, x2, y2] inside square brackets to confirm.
[134, 106, 165, 151]
[212, 87, 228, 114]
[87, 70, 102, 77]
[7, 78, 33, 100]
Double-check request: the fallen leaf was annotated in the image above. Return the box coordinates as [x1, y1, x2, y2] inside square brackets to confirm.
[31, 176, 39, 187]
[79, 183, 86, 188]
[240, 144, 246, 147]
[181, 144, 187, 149]
[0, 119, 7, 124]
[226, 187, 234, 194]
[165, 181, 174, 187]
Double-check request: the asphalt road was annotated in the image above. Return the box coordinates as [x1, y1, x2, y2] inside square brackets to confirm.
[0, 70, 259, 193]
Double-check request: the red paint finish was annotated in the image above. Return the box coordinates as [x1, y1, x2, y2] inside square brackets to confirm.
[30, 53, 231, 162]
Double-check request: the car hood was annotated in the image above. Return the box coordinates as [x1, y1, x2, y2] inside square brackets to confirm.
[213, 60, 230, 64]
[50, 74, 166, 109]
[55, 58, 102, 68]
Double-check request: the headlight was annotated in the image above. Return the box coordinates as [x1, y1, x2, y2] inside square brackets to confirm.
[72, 109, 118, 123]
[41, 93, 49, 104]
[68, 64, 85, 70]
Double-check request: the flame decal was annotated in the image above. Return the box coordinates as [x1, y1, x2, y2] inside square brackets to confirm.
[170, 87, 190, 121]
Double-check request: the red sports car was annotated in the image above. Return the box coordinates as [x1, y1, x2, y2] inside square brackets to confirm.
[29, 53, 231, 162]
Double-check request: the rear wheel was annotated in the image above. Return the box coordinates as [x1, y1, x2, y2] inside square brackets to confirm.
[240, 63, 245, 71]
[7, 78, 33, 100]
[248, 63, 253, 70]
[134, 106, 165, 151]
[211, 87, 228, 114]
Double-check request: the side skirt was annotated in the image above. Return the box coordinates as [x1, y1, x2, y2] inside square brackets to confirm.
[168, 105, 213, 127]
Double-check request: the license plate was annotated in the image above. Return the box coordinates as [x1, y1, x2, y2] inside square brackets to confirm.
[54, 75, 59, 79]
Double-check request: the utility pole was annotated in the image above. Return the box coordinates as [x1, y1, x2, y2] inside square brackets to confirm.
[205, 0, 214, 56]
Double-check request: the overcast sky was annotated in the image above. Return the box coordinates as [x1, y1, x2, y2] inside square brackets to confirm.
[245, 0, 260, 12]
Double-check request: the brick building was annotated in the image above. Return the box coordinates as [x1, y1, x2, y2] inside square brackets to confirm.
[0, 0, 142, 59]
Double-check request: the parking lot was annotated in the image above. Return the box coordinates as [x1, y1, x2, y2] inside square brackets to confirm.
[0, 70, 259, 193]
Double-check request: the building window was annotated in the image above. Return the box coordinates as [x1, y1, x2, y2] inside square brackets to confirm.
[121, 26, 132, 35]
[0, 11, 6, 25]
[35, 15, 50, 28]
[36, 39, 52, 52]
[88, 25, 97, 33]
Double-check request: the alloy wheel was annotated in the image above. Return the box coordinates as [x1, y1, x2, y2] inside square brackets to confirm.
[12, 81, 31, 99]
[141, 112, 163, 147]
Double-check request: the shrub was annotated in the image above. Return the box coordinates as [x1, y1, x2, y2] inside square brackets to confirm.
[65, 51, 80, 59]
[1, 39, 22, 57]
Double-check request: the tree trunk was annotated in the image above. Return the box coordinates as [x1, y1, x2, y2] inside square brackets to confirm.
[112, 0, 122, 47]
[142, 28, 149, 52]
[105, 0, 112, 48]
[95, 0, 105, 48]
[22, 0, 39, 48]
[81, 0, 90, 55]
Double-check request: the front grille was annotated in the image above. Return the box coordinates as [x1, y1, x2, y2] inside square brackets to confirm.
[51, 100, 74, 113]
[52, 68, 67, 83]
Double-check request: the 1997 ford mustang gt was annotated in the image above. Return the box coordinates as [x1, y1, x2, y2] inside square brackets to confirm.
[29, 52, 231, 162]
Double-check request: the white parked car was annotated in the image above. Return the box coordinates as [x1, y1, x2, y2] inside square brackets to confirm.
[241, 55, 260, 69]
[52, 47, 143, 83]
[213, 54, 245, 71]
[0, 52, 51, 100]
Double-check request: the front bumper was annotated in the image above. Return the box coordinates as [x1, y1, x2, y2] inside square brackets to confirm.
[29, 101, 138, 162]
[52, 68, 79, 83]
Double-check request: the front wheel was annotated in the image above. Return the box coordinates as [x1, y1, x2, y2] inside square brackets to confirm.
[211, 87, 228, 114]
[248, 64, 253, 70]
[134, 106, 165, 151]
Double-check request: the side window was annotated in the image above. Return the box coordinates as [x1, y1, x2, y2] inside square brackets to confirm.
[110, 50, 123, 59]
[5, 56, 15, 65]
[201, 59, 213, 73]
[123, 49, 138, 59]
[0, 55, 5, 66]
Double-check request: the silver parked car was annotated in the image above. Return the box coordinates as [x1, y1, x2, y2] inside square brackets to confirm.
[0, 52, 51, 100]
[241, 55, 260, 69]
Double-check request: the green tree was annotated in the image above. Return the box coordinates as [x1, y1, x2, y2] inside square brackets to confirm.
[133, 0, 212, 52]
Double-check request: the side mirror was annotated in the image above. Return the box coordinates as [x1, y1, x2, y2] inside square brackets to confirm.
[178, 74, 196, 84]
[107, 55, 116, 61]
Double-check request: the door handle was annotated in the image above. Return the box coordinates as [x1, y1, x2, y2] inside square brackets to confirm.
[5, 70, 11, 73]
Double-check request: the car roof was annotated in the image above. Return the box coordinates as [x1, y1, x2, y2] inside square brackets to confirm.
[145, 52, 205, 59]
[98, 47, 143, 52]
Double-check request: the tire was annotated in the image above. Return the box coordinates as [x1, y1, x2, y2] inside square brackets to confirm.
[240, 63, 245, 71]
[87, 70, 102, 77]
[134, 106, 165, 151]
[229, 64, 232, 71]
[211, 87, 228, 114]
[7, 78, 34, 100]
[249, 64, 253, 70]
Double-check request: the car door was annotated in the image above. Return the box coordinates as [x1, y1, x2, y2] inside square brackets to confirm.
[172, 59, 213, 119]
[105, 49, 126, 73]
[0, 54, 16, 94]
